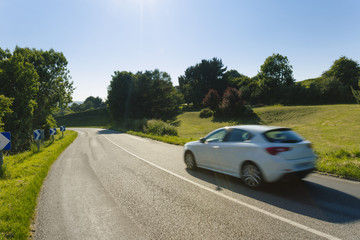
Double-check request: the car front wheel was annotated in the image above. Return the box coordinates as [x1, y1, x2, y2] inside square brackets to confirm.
[242, 163, 263, 188]
[184, 151, 197, 170]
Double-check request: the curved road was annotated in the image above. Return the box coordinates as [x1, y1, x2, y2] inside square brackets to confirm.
[34, 128, 360, 240]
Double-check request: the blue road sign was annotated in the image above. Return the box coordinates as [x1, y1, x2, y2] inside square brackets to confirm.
[60, 126, 66, 132]
[0, 132, 11, 150]
[50, 128, 57, 136]
[34, 129, 41, 140]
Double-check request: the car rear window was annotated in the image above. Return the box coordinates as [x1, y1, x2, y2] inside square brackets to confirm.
[263, 128, 303, 143]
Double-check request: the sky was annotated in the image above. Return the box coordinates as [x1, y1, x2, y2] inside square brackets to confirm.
[1, 0, 359, 101]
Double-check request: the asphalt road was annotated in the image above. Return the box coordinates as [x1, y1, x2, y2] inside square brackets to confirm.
[34, 128, 360, 240]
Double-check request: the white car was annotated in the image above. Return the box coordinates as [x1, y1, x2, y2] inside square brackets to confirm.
[184, 125, 316, 188]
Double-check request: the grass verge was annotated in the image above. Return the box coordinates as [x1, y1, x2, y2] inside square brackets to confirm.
[316, 150, 360, 180]
[0, 131, 77, 240]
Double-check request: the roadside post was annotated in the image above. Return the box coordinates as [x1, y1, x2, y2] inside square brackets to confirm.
[50, 128, 57, 141]
[0, 132, 11, 170]
[40, 129, 44, 143]
[60, 126, 66, 138]
[33, 129, 41, 151]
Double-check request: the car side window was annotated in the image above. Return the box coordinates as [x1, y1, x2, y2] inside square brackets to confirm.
[205, 129, 227, 142]
[226, 129, 251, 142]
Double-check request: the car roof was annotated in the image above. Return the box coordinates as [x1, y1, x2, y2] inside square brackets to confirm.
[225, 125, 289, 134]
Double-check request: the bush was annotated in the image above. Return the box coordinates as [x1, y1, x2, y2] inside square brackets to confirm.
[199, 108, 214, 118]
[202, 89, 221, 111]
[219, 87, 247, 117]
[144, 120, 178, 136]
[125, 118, 148, 131]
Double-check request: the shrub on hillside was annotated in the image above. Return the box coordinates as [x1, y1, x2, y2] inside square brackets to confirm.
[199, 108, 214, 118]
[219, 87, 247, 117]
[144, 120, 178, 136]
[202, 89, 221, 111]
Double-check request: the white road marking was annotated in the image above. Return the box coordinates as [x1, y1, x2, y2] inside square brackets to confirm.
[103, 135, 341, 240]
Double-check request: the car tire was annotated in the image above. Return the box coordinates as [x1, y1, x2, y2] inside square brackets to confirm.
[241, 163, 263, 188]
[184, 151, 197, 170]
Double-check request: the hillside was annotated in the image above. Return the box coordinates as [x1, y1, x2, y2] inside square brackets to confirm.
[297, 77, 322, 87]
[55, 109, 112, 127]
[176, 105, 360, 153]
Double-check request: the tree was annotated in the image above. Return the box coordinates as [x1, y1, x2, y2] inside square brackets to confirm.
[107, 69, 181, 121]
[202, 89, 221, 111]
[322, 56, 360, 103]
[0, 51, 39, 151]
[108, 71, 134, 120]
[178, 58, 227, 105]
[259, 53, 295, 88]
[223, 69, 244, 88]
[0, 95, 13, 132]
[258, 53, 295, 104]
[0, 47, 74, 151]
[143, 70, 182, 120]
[68, 102, 79, 112]
[83, 96, 104, 109]
[13, 47, 74, 132]
[219, 87, 246, 117]
[323, 56, 360, 89]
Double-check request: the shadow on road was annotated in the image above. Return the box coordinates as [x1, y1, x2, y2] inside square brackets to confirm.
[97, 129, 124, 135]
[186, 168, 360, 224]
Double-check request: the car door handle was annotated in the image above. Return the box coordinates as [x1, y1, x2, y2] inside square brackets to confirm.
[212, 146, 220, 149]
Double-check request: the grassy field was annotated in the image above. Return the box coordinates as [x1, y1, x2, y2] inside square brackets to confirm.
[0, 131, 77, 240]
[56, 105, 360, 180]
[176, 105, 360, 179]
[254, 105, 360, 152]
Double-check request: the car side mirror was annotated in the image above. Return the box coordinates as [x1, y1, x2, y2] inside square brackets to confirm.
[200, 137, 206, 143]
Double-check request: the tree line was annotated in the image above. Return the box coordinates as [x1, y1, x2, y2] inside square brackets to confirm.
[107, 54, 360, 123]
[68, 96, 105, 113]
[0, 47, 74, 152]
[179, 55, 360, 106]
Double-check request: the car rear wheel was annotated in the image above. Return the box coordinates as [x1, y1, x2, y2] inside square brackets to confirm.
[184, 151, 197, 169]
[242, 163, 263, 188]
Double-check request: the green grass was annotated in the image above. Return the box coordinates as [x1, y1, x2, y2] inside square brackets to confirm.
[0, 131, 77, 240]
[254, 105, 360, 153]
[127, 131, 191, 145]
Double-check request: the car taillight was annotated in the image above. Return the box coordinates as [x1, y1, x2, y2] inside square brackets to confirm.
[266, 147, 290, 155]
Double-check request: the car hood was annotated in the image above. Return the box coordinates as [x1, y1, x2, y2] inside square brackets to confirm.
[184, 140, 200, 147]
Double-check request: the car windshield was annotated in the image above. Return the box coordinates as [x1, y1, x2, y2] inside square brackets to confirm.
[263, 129, 303, 143]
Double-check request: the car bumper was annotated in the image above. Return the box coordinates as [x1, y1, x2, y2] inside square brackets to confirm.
[261, 155, 317, 182]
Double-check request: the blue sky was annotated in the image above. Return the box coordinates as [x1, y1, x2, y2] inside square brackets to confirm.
[1, 0, 359, 101]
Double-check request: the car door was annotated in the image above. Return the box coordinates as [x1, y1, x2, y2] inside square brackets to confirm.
[196, 129, 228, 169]
[211, 129, 254, 175]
